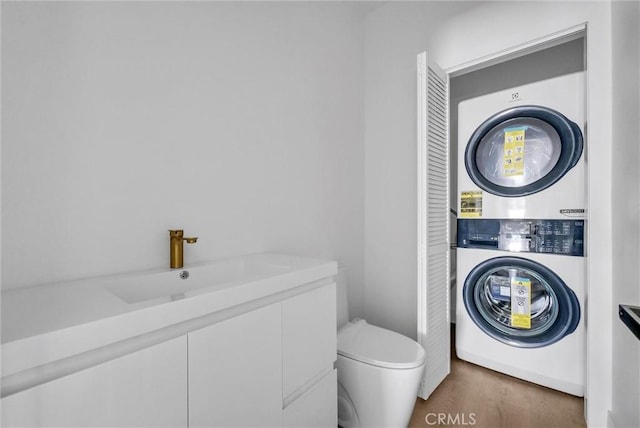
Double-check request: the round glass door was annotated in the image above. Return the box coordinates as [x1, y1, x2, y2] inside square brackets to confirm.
[462, 256, 580, 348]
[465, 105, 583, 197]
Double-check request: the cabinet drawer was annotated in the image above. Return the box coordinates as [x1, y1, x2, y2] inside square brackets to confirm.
[283, 369, 337, 428]
[282, 283, 336, 398]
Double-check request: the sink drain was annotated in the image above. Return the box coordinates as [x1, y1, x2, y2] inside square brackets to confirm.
[179, 270, 189, 280]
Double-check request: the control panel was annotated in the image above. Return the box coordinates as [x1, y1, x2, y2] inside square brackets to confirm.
[457, 218, 584, 256]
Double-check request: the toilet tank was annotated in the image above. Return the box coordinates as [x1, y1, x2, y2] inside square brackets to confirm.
[336, 266, 349, 329]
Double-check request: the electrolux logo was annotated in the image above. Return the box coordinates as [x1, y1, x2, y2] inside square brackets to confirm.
[508, 92, 522, 103]
[425, 412, 477, 426]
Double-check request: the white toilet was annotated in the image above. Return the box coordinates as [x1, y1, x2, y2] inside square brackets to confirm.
[336, 268, 426, 428]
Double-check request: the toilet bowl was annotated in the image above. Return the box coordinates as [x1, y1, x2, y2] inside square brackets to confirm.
[336, 269, 426, 428]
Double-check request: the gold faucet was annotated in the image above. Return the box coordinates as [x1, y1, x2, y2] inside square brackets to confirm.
[169, 230, 198, 269]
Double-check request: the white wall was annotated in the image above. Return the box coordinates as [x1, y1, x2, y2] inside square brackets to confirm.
[1, 2, 365, 317]
[363, 0, 472, 337]
[611, 1, 640, 427]
[364, 1, 613, 426]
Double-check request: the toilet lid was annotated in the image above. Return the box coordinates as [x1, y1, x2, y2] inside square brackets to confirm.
[337, 319, 427, 369]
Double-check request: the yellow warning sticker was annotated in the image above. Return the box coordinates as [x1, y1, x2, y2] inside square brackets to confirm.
[460, 191, 482, 218]
[511, 277, 531, 329]
[503, 127, 526, 177]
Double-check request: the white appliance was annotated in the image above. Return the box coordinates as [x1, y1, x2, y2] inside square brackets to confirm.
[457, 72, 585, 219]
[456, 246, 585, 396]
[335, 268, 426, 428]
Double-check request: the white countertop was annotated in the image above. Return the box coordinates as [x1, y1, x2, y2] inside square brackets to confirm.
[2, 253, 337, 378]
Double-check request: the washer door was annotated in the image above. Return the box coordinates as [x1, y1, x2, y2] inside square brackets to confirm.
[465, 105, 583, 197]
[462, 256, 580, 348]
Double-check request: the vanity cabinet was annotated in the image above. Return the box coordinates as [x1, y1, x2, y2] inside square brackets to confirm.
[1, 281, 337, 428]
[188, 303, 283, 427]
[1, 337, 187, 427]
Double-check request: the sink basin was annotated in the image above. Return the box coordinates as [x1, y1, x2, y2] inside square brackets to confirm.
[102, 255, 291, 304]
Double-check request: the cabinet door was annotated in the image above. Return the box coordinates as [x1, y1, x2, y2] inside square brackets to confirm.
[1, 336, 187, 427]
[283, 369, 337, 428]
[188, 304, 282, 428]
[282, 283, 336, 398]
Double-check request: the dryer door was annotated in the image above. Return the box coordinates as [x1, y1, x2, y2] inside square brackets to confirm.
[462, 256, 580, 348]
[465, 105, 583, 197]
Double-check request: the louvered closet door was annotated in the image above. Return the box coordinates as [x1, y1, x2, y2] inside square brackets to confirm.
[417, 52, 450, 400]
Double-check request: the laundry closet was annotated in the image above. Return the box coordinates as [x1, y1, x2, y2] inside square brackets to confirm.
[449, 35, 587, 396]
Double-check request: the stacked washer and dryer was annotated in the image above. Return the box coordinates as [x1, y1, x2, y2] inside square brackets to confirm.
[455, 72, 586, 396]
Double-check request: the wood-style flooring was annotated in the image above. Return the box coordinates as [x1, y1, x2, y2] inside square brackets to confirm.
[409, 327, 586, 428]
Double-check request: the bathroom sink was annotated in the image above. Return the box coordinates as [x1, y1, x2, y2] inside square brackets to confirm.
[102, 256, 291, 304]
